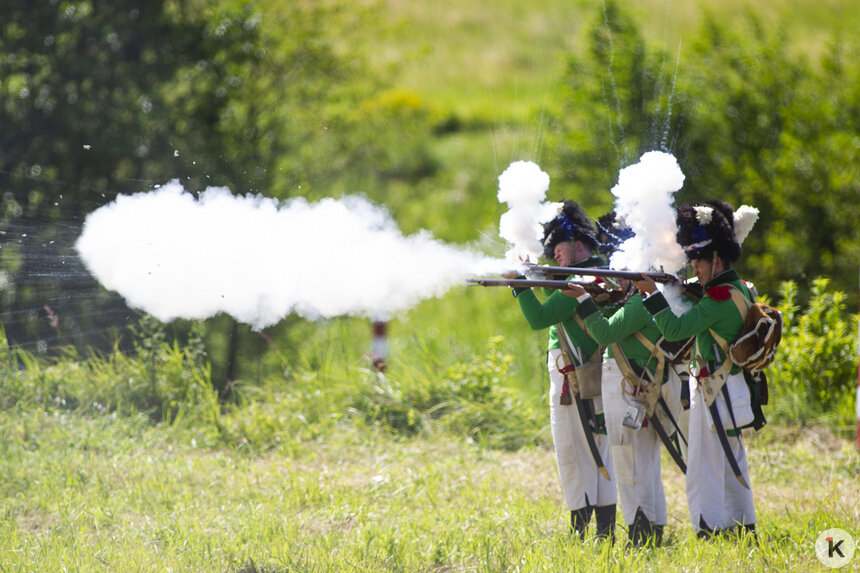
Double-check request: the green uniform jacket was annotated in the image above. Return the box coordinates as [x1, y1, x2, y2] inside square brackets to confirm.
[642, 268, 753, 372]
[515, 256, 602, 360]
[576, 293, 666, 382]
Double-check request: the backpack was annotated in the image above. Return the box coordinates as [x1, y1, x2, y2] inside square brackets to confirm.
[728, 299, 782, 370]
[701, 285, 781, 428]
[713, 287, 783, 371]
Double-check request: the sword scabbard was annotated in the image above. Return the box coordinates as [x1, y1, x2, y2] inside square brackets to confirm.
[708, 400, 751, 490]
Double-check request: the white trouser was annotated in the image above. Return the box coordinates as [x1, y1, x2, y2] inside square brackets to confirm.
[547, 348, 617, 511]
[687, 370, 756, 531]
[602, 359, 667, 526]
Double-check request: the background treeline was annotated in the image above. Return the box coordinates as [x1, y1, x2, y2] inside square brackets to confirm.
[0, 0, 858, 429]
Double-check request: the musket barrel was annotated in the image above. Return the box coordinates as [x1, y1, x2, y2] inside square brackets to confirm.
[466, 278, 592, 290]
[524, 264, 677, 283]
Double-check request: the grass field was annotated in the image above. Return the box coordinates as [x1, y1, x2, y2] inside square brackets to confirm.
[3, 0, 860, 570]
[1, 409, 857, 571]
[375, 0, 860, 120]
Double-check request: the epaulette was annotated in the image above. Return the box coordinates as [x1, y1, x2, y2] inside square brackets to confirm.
[706, 285, 733, 302]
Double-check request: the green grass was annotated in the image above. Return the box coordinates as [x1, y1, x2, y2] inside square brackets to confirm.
[1, 409, 857, 571]
[372, 0, 860, 121]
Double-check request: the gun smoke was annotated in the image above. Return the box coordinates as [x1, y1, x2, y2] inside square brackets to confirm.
[494, 153, 692, 314]
[609, 151, 690, 315]
[496, 160, 560, 265]
[609, 150, 686, 274]
[75, 180, 506, 329]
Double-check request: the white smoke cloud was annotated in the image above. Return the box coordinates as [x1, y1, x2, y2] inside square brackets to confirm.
[496, 161, 560, 265]
[607, 151, 691, 316]
[75, 180, 506, 329]
[608, 151, 687, 274]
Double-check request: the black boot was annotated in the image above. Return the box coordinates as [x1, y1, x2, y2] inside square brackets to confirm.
[654, 525, 664, 548]
[697, 515, 714, 540]
[594, 505, 616, 544]
[744, 524, 759, 546]
[627, 507, 656, 548]
[570, 506, 594, 540]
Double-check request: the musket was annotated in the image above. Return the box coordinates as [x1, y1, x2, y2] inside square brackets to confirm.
[523, 263, 679, 283]
[524, 264, 705, 302]
[467, 278, 596, 290]
[467, 278, 631, 305]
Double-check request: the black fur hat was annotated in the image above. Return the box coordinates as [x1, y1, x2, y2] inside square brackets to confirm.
[676, 200, 741, 263]
[542, 200, 598, 260]
[594, 210, 634, 257]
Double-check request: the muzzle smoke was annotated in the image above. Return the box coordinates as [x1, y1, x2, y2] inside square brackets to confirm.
[75, 180, 505, 329]
[608, 151, 690, 315]
[608, 150, 686, 274]
[496, 160, 559, 264]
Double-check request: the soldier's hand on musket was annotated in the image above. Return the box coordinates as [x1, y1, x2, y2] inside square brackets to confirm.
[501, 270, 521, 279]
[561, 282, 587, 298]
[633, 274, 658, 294]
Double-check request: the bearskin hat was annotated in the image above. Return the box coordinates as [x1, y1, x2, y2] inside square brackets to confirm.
[676, 200, 742, 263]
[594, 210, 635, 257]
[542, 200, 598, 260]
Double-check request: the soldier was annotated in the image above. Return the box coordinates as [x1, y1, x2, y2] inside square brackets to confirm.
[561, 213, 683, 548]
[634, 200, 760, 539]
[511, 201, 617, 541]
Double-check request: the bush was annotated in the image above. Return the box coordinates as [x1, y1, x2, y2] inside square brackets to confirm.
[768, 279, 858, 427]
[0, 319, 221, 429]
[349, 336, 545, 450]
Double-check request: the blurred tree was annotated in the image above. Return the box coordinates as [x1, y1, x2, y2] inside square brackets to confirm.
[0, 0, 236, 351]
[676, 14, 860, 301]
[0, 0, 441, 391]
[551, 3, 860, 304]
[547, 0, 683, 215]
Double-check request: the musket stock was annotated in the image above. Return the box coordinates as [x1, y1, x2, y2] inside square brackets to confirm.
[467, 278, 634, 305]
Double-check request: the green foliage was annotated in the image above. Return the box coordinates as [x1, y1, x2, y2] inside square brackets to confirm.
[768, 279, 858, 427]
[0, 306, 547, 453]
[675, 17, 860, 300]
[349, 335, 544, 451]
[0, 319, 220, 427]
[550, 3, 860, 303]
[0, 0, 266, 350]
[548, 0, 685, 212]
[2, 0, 860, 446]
[0, 410, 855, 571]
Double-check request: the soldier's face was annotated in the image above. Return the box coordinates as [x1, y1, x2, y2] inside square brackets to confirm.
[553, 241, 574, 266]
[690, 257, 712, 284]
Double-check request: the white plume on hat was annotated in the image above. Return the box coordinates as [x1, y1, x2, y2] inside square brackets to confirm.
[693, 205, 713, 224]
[733, 205, 759, 245]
